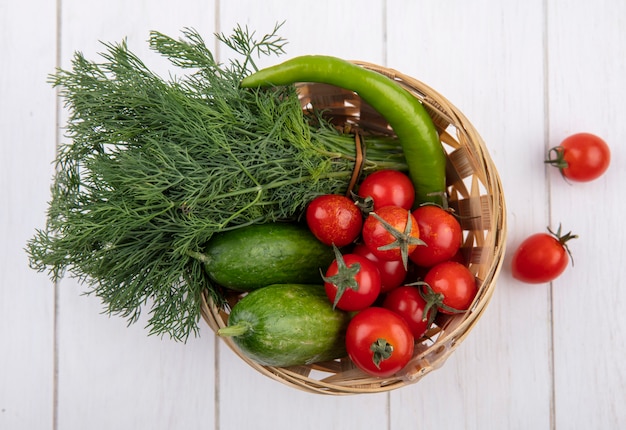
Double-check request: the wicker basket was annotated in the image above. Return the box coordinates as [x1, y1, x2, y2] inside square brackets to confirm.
[200, 62, 507, 395]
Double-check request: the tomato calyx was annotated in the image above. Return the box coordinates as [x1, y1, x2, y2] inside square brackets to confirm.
[545, 146, 569, 170]
[408, 281, 465, 325]
[370, 338, 394, 368]
[545, 146, 573, 182]
[369, 211, 425, 270]
[548, 224, 578, 266]
[322, 245, 362, 309]
[350, 191, 374, 215]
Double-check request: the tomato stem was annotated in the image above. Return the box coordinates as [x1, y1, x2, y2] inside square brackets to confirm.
[548, 224, 578, 266]
[545, 146, 569, 169]
[545, 146, 575, 183]
[322, 245, 362, 309]
[421, 192, 450, 211]
[408, 281, 465, 326]
[350, 191, 375, 215]
[370, 338, 394, 369]
[369, 211, 425, 270]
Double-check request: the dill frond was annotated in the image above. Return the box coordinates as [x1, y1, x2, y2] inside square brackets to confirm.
[26, 24, 406, 340]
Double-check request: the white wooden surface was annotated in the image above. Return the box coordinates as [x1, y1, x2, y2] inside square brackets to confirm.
[2, 1, 625, 429]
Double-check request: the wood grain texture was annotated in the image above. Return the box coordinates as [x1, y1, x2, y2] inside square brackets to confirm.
[547, 1, 626, 428]
[1, 0, 625, 429]
[0, 1, 57, 429]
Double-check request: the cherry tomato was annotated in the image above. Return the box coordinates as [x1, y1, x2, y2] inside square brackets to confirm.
[511, 225, 577, 284]
[352, 243, 407, 293]
[357, 169, 415, 211]
[382, 286, 431, 339]
[361, 206, 423, 268]
[546, 132, 610, 182]
[345, 307, 414, 377]
[423, 261, 477, 315]
[323, 248, 381, 311]
[306, 194, 363, 247]
[409, 205, 463, 268]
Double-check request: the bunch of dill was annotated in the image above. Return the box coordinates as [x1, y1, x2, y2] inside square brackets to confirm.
[26, 24, 406, 340]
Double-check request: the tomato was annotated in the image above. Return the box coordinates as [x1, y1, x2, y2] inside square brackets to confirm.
[352, 243, 407, 293]
[546, 132, 611, 182]
[345, 307, 414, 377]
[382, 286, 431, 339]
[357, 169, 415, 211]
[323, 248, 381, 311]
[306, 194, 363, 247]
[422, 261, 477, 315]
[361, 206, 424, 268]
[511, 225, 577, 283]
[409, 205, 463, 268]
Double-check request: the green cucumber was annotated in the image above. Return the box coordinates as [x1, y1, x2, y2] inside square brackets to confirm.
[218, 284, 350, 367]
[195, 223, 335, 292]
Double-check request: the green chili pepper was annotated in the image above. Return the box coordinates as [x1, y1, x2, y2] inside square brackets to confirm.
[240, 55, 446, 205]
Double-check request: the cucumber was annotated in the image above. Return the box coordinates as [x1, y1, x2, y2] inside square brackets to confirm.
[217, 284, 350, 367]
[197, 223, 335, 292]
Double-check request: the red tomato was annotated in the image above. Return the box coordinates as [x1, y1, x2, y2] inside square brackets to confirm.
[382, 286, 431, 339]
[346, 307, 414, 377]
[511, 225, 577, 283]
[323, 250, 381, 311]
[352, 243, 407, 293]
[357, 170, 415, 211]
[546, 132, 610, 182]
[423, 261, 477, 314]
[409, 205, 463, 268]
[306, 194, 362, 247]
[361, 206, 423, 268]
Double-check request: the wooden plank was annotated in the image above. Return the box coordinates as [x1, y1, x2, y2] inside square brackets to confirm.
[56, 288, 218, 429]
[546, 1, 626, 428]
[387, 1, 553, 428]
[217, 0, 387, 65]
[54, 2, 217, 429]
[6, 1, 625, 429]
[216, 345, 391, 429]
[215, 2, 392, 429]
[0, 1, 57, 429]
